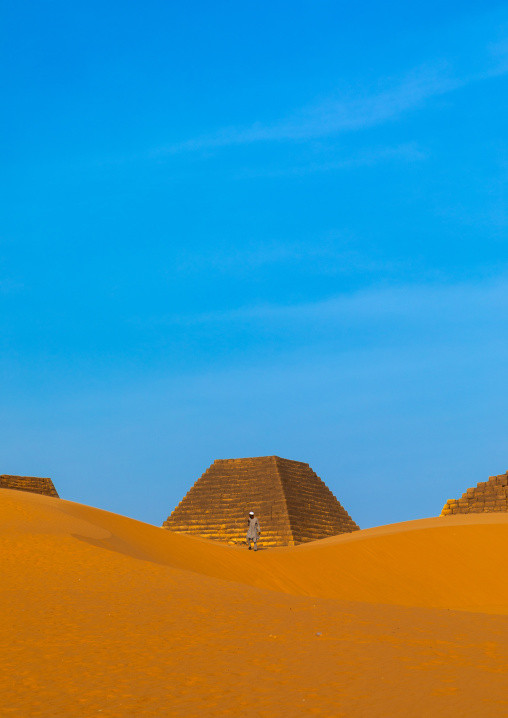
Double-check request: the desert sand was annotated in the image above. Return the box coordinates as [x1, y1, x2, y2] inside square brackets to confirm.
[2, 488, 508, 717]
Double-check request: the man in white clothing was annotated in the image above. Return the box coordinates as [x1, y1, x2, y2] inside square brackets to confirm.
[246, 511, 261, 551]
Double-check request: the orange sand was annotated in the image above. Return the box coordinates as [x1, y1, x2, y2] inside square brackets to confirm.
[2, 488, 508, 717]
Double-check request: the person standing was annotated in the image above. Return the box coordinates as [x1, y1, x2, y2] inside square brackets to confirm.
[246, 510, 261, 551]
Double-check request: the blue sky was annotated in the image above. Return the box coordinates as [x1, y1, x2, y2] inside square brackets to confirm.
[1, 1, 508, 528]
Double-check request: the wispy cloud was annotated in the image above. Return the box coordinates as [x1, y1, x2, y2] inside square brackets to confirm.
[155, 25, 508, 156]
[158, 65, 460, 155]
[159, 274, 508, 334]
[172, 239, 406, 275]
[237, 142, 427, 179]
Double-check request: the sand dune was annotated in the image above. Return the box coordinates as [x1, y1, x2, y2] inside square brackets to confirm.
[2, 488, 508, 717]
[26, 488, 508, 613]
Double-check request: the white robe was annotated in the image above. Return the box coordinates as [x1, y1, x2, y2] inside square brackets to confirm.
[246, 516, 260, 541]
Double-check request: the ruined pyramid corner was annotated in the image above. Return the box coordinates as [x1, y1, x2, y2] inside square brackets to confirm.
[0, 474, 60, 499]
[440, 470, 508, 516]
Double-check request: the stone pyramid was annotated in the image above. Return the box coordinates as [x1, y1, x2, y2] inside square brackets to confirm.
[441, 470, 508, 515]
[0, 475, 59, 498]
[163, 456, 359, 546]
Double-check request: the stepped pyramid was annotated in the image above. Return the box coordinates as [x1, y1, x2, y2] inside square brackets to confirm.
[0, 475, 59, 498]
[441, 470, 508, 515]
[163, 456, 359, 547]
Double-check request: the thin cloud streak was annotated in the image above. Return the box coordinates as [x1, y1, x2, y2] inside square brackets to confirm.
[159, 275, 508, 330]
[172, 241, 406, 274]
[157, 36, 508, 156]
[161, 66, 461, 154]
[237, 143, 427, 179]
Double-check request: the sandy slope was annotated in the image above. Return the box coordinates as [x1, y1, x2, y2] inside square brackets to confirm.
[2, 488, 508, 717]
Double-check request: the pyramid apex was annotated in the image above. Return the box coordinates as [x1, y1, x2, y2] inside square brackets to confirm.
[212, 455, 309, 465]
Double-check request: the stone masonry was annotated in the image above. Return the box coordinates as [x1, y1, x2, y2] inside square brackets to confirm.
[0, 475, 59, 498]
[163, 456, 359, 547]
[441, 471, 508, 515]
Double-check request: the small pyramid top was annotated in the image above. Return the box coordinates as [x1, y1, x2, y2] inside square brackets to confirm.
[441, 470, 508, 516]
[163, 455, 359, 546]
